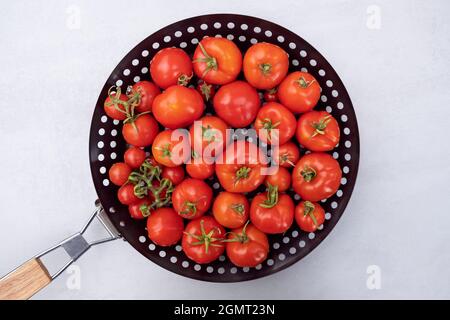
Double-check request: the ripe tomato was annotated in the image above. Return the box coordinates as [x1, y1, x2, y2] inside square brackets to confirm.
[292, 153, 342, 201]
[278, 71, 321, 113]
[196, 80, 216, 102]
[213, 81, 260, 128]
[250, 185, 294, 234]
[215, 141, 267, 193]
[130, 81, 160, 113]
[122, 114, 159, 147]
[226, 223, 269, 267]
[161, 166, 185, 185]
[243, 42, 289, 90]
[254, 102, 296, 145]
[263, 88, 278, 102]
[150, 47, 193, 89]
[124, 147, 146, 169]
[273, 142, 300, 168]
[182, 216, 225, 264]
[189, 115, 228, 158]
[128, 197, 152, 219]
[152, 85, 204, 129]
[212, 192, 249, 229]
[172, 178, 213, 219]
[117, 184, 140, 205]
[147, 207, 184, 246]
[295, 201, 325, 232]
[265, 167, 291, 192]
[108, 162, 131, 186]
[296, 111, 340, 151]
[104, 88, 128, 120]
[152, 129, 190, 167]
[186, 155, 215, 180]
[193, 37, 242, 85]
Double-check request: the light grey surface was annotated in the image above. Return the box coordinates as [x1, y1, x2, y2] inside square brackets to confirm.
[0, 0, 449, 299]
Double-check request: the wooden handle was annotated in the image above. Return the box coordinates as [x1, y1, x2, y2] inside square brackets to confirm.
[0, 258, 52, 300]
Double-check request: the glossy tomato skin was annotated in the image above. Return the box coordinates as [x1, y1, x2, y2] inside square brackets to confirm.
[131, 81, 160, 113]
[250, 192, 294, 234]
[108, 162, 131, 186]
[128, 197, 152, 219]
[254, 102, 296, 145]
[296, 111, 340, 151]
[215, 141, 267, 193]
[278, 71, 321, 113]
[146, 207, 184, 246]
[189, 115, 229, 158]
[193, 37, 242, 85]
[172, 178, 213, 219]
[292, 153, 342, 201]
[226, 224, 269, 267]
[186, 157, 215, 180]
[273, 142, 300, 168]
[104, 93, 128, 120]
[213, 81, 261, 128]
[152, 85, 204, 129]
[124, 147, 146, 169]
[196, 80, 216, 102]
[182, 216, 225, 264]
[243, 42, 289, 90]
[117, 184, 140, 205]
[161, 166, 185, 185]
[212, 192, 249, 229]
[295, 201, 325, 233]
[150, 48, 193, 89]
[122, 114, 159, 147]
[265, 167, 291, 192]
[152, 129, 190, 167]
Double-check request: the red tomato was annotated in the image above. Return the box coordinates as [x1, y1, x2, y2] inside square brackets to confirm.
[108, 162, 131, 186]
[213, 81, 261, 128]
[117, 184, 140, 205]
[189, 115, 228, 158]
[254, 102, 296, 145]
[278, 71, 321, 113]
[152, 85, 204, 129]
[265, 167, 291, 192]
[147, 207, 184, 246]
[186, 155, 215, 180]
[104, 88, 128, 120]
[124, 147, 146, 169]
[263, 88, 278, 102]
[182, 216, 225, 264]
[151, 129, 190, 167]
[122, 114, 159, 147]
[150, 48, 193, 89]
[226, 223, 269, 267]
[273, 142, 300, 168]
[292, 153, 342, 201]
[296, 111, 340, 151]
[193, 37, 242, 85]
[243, 42, 289, 90]
[295, 201, 325, 232]
[212, 192, 249, 229]
[172, 178, 213, 219]
[215, 141, 267, 193]
[161, 166, 185, 185]
[128, 197, 152, 219]
[196, 80, 216, 102]
[250, 185, 294, 234]
[130, 81, 160, 113]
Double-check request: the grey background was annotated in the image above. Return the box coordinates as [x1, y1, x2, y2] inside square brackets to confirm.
[0, 0, 449, 299]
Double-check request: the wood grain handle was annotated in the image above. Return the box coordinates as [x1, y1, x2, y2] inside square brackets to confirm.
[0, 258, 52, 300]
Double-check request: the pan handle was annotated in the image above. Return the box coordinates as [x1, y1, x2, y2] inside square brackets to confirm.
[0, 201, 121, 300]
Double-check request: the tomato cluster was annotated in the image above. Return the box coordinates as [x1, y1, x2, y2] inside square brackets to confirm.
[104, 37, 342, 267]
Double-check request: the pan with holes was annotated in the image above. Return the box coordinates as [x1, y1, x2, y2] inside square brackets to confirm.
[0, 14, 359, 299]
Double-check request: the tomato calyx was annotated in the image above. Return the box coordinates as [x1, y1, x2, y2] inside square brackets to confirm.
[311, 115, 332, 137]
[139, 203, 151, 218]
[260, 118, 280, 142]
[296, 76, 316, 88]
[223, 221, 251, 244]
[280, 153, 295, 167]
[177, 73, 193, 86]
[184, 220, 223, 253]
[301, 166, 317, 182]
[230, 203, 245, 216]
[259, 63, 272, 75]
[303, 201, 319, 227]
[267, 87, 277, 94]
[193, 42, 218, 77]
[235, 166, 251, 184]
[180, 201, 198, 218]
[259, 184, 279, 209]
[199, 82, 213, 101]
[155, 143, 172, 158]
[202, 125, 217, 142]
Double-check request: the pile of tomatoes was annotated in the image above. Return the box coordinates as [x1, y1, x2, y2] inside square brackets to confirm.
[104, 36, 342, 267]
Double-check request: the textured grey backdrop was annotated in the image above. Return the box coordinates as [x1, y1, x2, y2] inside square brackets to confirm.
[0, 0, 449, 299]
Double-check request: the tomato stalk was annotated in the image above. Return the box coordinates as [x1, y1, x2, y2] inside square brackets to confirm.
[260, 118, 280, 142]
[301, 166, 317, 182]
[259, 184, 279, 209]
[296, 76, 316, 88]
[177, 73, 193, 86]
[235, 166, 251, 184]
[185, 220, 223, 254]
[222, 221, 251, 244]
[311, 115, 332, 138]
[180, 201, 198, 218]
[193, 42, 218, 78]
[303, 201, 319, 227]
[280, 153, 295, 167]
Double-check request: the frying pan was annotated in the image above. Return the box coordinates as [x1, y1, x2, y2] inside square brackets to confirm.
[0, 14, 359, 300]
